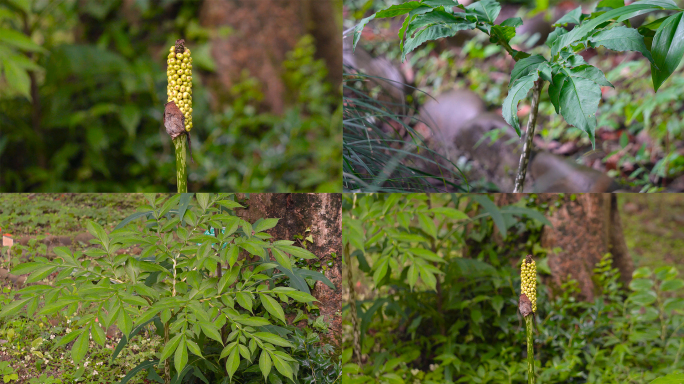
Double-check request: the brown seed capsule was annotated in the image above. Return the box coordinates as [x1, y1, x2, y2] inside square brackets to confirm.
[163, 101, 194, 163]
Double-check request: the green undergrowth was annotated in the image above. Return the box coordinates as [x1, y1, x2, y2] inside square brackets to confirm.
[619, 194, 684, 272]
[0, 285, 160, 383]
[342, 193, 684, 384]
[0, 193, 341, 383]
[0, 194, 144, 236]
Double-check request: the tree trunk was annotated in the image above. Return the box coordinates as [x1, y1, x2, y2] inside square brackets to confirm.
[495, 194, 633, 300]
[235, 193, 342, 346]
[199, 0, 341, 114]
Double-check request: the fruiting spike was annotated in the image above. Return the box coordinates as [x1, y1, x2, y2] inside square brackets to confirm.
[520, 254, 537, 313]
[167, 39, 193, 132]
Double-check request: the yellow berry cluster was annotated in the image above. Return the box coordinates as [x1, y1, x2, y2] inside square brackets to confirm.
[167, 45, 193, 132]
[521, 257, 537, 312]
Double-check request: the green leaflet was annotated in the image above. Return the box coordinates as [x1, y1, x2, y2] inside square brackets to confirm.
[546, 27, 568, 48]
[351, 15, 375, 52]
[398, 6, 436, 53]
[554, 6, 583, 26]
[259, 350, 272, 380]
[548, 72, 567, 114]
[567, 64, 613, 87]
[597, 0, 625, 9]
[559, 51, 587, 67]
[502, 73, 539, 135]
[551, 0, 680, 56]
[650, 11, 684, 91]
[402, 8, 476, 61]
[588, 26, 654, 62]
[375, 1, 424, 18]
[509, 55, 546, 86]
[0, 28, 47, 52]
[490, 17, 523, 45]
[557, 67, 603, 148]
[465, 0, 501, 23]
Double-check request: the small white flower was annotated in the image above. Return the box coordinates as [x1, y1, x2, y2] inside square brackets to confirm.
[50, 334, 55, 340]
[66, 328, 72, 334]
[92, 370, 98, 375]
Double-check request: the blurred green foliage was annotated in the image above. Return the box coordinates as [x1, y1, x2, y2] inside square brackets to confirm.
[0, 0, 341, 192]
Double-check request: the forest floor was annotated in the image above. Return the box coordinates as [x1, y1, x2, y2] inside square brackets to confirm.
[620, 194, 684, 273]
[0, 194, 159, 384]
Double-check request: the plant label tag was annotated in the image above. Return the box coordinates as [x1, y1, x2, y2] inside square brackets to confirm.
[2, 235, 13, 247]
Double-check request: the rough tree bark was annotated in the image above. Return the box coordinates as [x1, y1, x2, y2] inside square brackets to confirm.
[496, 194, 634, 301]
[199, 0, 341, 114]
[235, 193, 342, 346]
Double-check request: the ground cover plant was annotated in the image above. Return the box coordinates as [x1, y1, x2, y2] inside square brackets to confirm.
[345, 0, 684, 192]
[342, 193, 684, 383]
[0, 193, 341, 383]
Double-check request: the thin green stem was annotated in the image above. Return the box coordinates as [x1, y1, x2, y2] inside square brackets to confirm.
[173, 135, 188, 193]
[525, 315, 536, 384]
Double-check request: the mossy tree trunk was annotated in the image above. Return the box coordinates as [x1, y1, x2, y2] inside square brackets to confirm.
[234, 193, 343, 345]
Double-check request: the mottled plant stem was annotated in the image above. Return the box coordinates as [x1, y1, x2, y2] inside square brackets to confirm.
[164, 322, 171, 384]
[345, 242, 363, 367]
[525, 315, 536, 384]
[173, 135, 188, 193]
[513, 79, 544, 193]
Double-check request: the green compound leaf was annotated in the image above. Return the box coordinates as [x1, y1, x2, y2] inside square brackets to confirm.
[650, 11, 684, 91]
[588, 26, 654, 62]
[502, 73, 539, 136]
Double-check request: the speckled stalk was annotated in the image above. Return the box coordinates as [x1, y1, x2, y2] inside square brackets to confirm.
[513, 79, 543, 193]
[174, 135, 188, 193]
[525, 315, 535, 384]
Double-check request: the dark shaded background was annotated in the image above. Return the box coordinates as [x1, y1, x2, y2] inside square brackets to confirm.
[0, 0, 342, 192]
